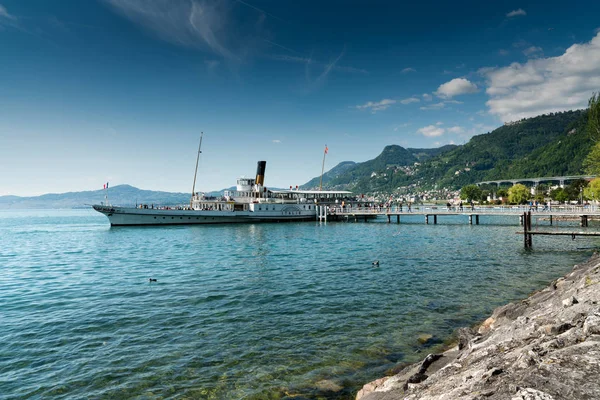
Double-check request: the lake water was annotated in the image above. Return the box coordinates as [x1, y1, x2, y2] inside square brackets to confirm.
[0, 209, 595, 399]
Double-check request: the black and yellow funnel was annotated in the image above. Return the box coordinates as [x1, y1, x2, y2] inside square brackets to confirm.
[255, 161, 267, 186]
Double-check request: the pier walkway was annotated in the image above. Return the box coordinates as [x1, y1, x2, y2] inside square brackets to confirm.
[316, 204, 600, 226]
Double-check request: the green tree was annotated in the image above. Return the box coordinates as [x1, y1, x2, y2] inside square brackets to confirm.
[583, 142, 600, 175]
[460, 184, 482, 202]
[584, 178, 600, 202]
[584, 92, 600, 173]
[508, 184, 531, 204]
[497, 188, 509, 198]
[588, 92, 600, 142]
[565, 179, 588, 202]
[550, 188, 568, 203]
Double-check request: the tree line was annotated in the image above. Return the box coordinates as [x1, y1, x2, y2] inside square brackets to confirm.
[460, 92, 600, 205]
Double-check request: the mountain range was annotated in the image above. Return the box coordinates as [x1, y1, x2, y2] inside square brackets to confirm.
[1, 109, 592, 209]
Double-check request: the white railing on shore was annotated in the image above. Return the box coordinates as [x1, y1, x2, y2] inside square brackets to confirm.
[326, 204, 600, 215]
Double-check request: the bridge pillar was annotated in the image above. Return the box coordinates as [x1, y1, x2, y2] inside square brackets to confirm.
[560, 179, 565, 188]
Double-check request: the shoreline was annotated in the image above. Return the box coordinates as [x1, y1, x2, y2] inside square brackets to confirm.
[356, 254, 600, 400]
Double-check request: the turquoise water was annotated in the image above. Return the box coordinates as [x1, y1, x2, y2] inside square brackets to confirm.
[0, 209, 595, 399]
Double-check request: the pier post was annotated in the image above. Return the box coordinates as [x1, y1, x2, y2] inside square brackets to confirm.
[469, 215, 472, 225]
[433, 215, 437, 224]
[528, 212, 533, 248]
[387, 215, 390, 223]
[581, 215, 588, 227]
[523, 212, 533, 248]
[549, 215, 553, 225]
[476, 215, 479, 225]
[397, 215, 400, 224]
[425, 215, 429, 224]
[519, 215, 523, 226]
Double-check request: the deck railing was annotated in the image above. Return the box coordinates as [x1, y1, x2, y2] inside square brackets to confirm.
[327, 204, 600, 215]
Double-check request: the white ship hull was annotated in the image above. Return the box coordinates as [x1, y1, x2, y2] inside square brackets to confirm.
[93, 204, 317, 226]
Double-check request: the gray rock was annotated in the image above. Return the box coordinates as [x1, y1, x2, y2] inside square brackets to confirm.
[562, 295, 579, 307]
[357, 254, 600, 400]
[583, 312, 600, 335]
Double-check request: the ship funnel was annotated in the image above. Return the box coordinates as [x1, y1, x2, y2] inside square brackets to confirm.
[255, 161, 266, 186]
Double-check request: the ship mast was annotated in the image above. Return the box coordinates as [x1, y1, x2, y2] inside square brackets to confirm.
[190, 132, 204, 207]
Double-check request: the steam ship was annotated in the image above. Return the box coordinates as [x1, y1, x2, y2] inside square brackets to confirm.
[92, 160, 353, 226]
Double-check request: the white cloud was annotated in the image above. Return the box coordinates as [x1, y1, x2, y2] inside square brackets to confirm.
[595, 27, 600, 34]
[401, 67, 416, 73]
[448, 126, 464, 133]
[483, 32, 600, 122]
[523, 46, 543, 57]
[400, 97, 420, 105]
[435, 78, 478, 98]
[420, 102, 446, 110]
[498, 49, 510, 56]
[417, 125, 445, 137]
[355, 99, 396, 113]
[422, 93, 433, 101]
[506, 8, 526, 18]
[436, 121, 443, 125]
[272, 139, 281, 143]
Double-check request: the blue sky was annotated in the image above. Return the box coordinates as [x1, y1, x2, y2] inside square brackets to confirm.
[1, 0, 600, 196]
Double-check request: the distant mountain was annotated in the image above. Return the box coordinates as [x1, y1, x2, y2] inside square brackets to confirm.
[301, 109, 589, 193]
[0, 185, 217, 209]
[301, 144, 458, 191]
[301, 161, 357, 189]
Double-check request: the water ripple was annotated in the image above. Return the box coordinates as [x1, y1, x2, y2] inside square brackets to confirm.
[0, 209, 593, 399]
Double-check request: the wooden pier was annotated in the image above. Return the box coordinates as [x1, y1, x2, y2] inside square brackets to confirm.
[315, 205, 600, 248]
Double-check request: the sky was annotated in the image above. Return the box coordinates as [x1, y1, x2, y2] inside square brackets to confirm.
[1, 0, 600, 196]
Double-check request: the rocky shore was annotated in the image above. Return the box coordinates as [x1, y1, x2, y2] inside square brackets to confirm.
[357, 254, 600, 400]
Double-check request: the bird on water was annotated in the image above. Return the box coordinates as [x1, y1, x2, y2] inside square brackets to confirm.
[148, 278, 157, 282]
[372, 261, 379, 267]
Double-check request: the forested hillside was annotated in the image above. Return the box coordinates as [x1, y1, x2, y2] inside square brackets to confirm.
[303, 109, 590, 193]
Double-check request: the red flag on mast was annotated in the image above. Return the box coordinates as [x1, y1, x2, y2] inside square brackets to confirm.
[324, 145, 328, 154]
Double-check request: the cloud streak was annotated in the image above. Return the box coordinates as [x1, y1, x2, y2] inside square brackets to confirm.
[400, 97, 420, 105]
[269, 53, 367, 74]
[506, 8, 526, 18]
[355, 99, 396, 113]
[417, 125, 445, 137]
[0, 4, 16, 21]
[105, 0, 260, 60]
